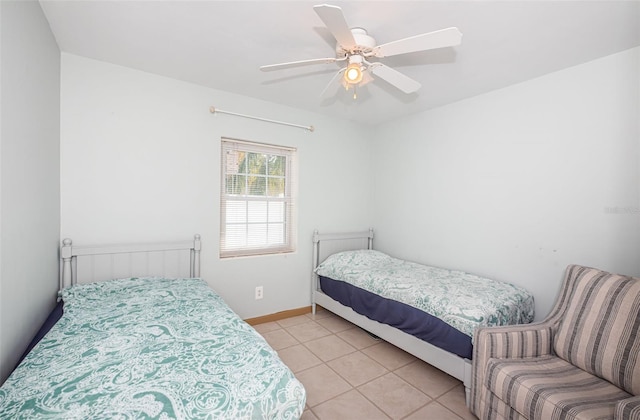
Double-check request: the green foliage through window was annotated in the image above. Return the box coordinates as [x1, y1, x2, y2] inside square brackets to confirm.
[225, 151, 287, 197]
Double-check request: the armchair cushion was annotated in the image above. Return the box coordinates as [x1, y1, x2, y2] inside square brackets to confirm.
[615, 396, 640, 420]
[553, 267, 640, 395]
[485, 355, 631, 420]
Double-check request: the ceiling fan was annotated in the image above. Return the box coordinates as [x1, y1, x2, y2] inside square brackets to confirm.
[260, 4, 463, 99]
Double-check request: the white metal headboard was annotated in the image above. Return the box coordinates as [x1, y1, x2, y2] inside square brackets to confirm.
[311, 228, 374, 303]
[60, 234, 202, 290]
[312, 228, 374, 269]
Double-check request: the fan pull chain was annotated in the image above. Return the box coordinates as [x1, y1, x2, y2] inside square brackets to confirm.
[345, 84, 358, 100]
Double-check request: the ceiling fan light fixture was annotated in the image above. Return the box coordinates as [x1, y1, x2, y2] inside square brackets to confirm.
[344, 63, 363, 84]
[344, 54, 364, 85]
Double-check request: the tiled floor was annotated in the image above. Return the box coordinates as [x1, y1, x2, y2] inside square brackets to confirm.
[253, 308, 478, 420]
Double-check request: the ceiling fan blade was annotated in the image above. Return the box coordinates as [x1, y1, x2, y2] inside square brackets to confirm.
[370, 63, 421, 94]
[320, 68, 346, 99]
[373, 27, 462, 58]
[260, 57, 337, 72]
[313, 4, 356, 49]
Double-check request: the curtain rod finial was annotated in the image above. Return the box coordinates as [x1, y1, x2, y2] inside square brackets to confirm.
[209, 106, 216, 114]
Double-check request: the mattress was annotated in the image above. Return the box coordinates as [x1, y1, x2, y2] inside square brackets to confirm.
[0, 277, 306, 419]
[315, 250, 534, 356]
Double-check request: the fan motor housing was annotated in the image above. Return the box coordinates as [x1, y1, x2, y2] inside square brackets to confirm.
[336, 27, 376, 56]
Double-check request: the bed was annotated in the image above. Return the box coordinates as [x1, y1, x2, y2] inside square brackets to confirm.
[311, 229, 534, 404]
[0, 235, 306, 419]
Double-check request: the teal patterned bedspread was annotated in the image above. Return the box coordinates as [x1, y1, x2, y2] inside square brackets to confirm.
[0, 278, 306, 419]
[315, 250, 534, 339]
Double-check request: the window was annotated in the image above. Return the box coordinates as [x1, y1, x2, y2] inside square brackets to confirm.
[220, 139, 297, 258]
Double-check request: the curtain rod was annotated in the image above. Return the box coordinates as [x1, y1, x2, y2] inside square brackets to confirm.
[209, 106, 314, 132]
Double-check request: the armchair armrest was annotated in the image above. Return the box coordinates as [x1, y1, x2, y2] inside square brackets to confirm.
[470, 321, 554, 416]
[474, 321, 554, 359]
[616, 396, 640, 420]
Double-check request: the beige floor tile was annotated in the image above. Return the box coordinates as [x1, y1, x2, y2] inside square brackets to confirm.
[278, 344, 323, 373]
[300, 409, 319, 420]
[260, 328, 299, 350]
[312, 389, 390, 420]
[286, 321, 332, 343]
[394, 359, 460, 398]
[438, 385, 478, 420]
[251, 321, 281, 334]
[296, 364, 353, 407]
[361, 341, 416, 370]
[304, 334, 357, 362]
[358, 373, 431, 419]
[306, 307, 333, 320]
[404, 401, 463, 420]
[277, 314, 313, 328]
[327, 351, 388, 387]
[255, 314, 477, 420]
[316, 315, 356, 333]
[337, 327, 381, 349]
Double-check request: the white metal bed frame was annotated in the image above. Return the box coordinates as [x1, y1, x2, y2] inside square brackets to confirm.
[60, 234, 202, 290]
[311, 229, 473, 404]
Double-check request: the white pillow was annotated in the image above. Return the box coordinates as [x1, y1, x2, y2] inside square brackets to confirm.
[315, 249, 393, 279]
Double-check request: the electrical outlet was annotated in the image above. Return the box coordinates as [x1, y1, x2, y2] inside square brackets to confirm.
[255, 286, 263, 300]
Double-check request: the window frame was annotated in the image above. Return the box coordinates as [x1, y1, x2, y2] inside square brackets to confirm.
[220, 138, 297, 258]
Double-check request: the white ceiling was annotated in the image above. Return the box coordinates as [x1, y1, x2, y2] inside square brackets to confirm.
[39, 0, 640, 126]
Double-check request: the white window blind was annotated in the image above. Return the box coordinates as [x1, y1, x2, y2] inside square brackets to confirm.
[220, 139, 297, 258]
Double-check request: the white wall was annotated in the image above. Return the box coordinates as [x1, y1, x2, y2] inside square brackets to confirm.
[58, 42, 640, 327]
[0, 1, 61, 384]
[60, 53, 373, 319]
[372, 47, 640, 320]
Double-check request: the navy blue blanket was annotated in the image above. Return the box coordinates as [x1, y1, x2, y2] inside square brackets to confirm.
[319, 276, 473, 359]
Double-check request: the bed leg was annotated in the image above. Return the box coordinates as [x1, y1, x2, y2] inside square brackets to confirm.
[312, 302, 316, 315]
[463, 360, 473, 408]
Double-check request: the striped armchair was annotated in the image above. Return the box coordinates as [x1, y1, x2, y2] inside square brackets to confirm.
[470, 264, 640, 420]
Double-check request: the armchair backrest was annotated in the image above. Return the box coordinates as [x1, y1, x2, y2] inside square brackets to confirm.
[553, 265, 640, 395]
